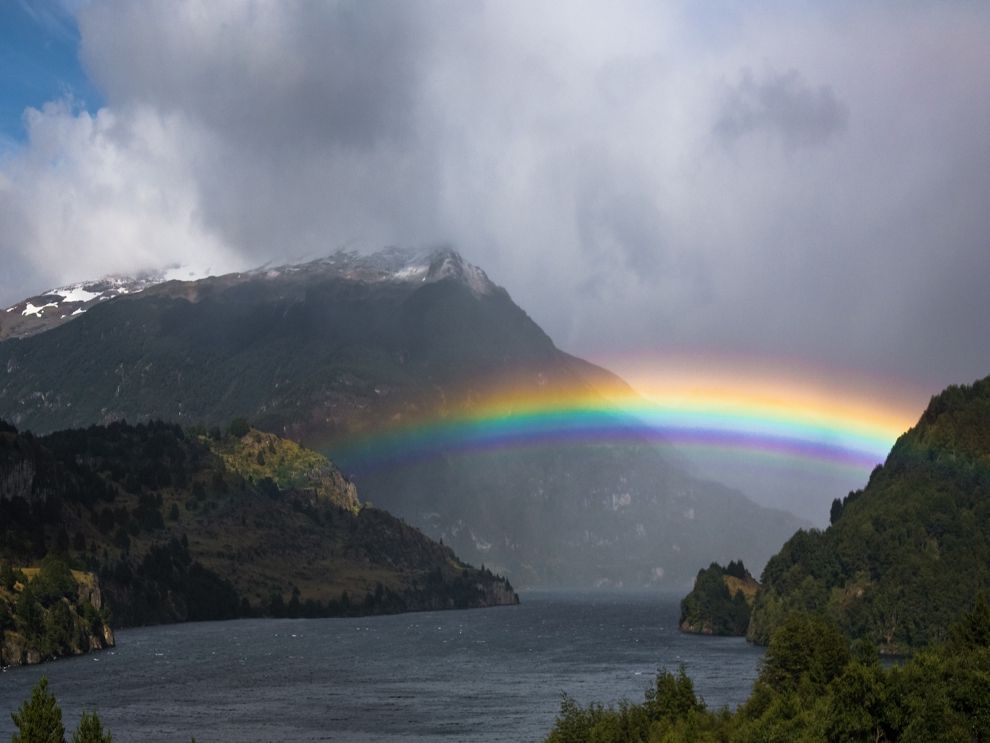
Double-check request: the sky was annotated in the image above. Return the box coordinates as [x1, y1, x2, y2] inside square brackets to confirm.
[2, 1, 989, 521]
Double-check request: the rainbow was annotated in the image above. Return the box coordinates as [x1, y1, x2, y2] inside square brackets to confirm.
[329, 377, 915, 475]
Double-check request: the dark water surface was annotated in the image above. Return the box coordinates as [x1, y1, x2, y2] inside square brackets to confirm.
[0, 591, 762, 742]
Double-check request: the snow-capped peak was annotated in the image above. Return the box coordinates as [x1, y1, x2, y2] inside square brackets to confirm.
[285, 246, 497, 296]
[0, 248, 497, 342]
[0, 267, 199, 341]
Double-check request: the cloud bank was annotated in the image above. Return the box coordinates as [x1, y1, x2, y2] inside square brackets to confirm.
[2, 0, 990, 399]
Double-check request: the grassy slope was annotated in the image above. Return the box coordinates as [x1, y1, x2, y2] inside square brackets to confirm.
[724, 574, 759, 603]
[211, 429, 360, 512]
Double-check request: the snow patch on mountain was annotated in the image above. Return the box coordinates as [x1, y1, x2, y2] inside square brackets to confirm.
[22, 301, 59, 318]
[56, 285, 102, 304]
[1, 248, 496, 342]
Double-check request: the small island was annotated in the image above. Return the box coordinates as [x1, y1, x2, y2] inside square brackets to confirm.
[679, 560, 758, 636]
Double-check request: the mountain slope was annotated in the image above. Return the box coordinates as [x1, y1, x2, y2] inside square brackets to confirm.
[749, 376, 990, 651]
[0, 419, 516, 628]
[0, 268, 207, 342]
[0, 248, 805, 586]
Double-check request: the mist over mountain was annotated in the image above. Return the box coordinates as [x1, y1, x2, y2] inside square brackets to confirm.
[0, 247, 805, 586]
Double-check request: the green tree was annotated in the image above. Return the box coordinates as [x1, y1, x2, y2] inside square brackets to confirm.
[11, 677, 65, 743]
[71, 712, 112, 743]
[1, 560, 17, 590]
[644, 666, 704, 721]
[42, 601, 76, 657]
[948, 595, 990, 652]
[16, 588, 44, 641]
[0, 598, 14, 631]
[33, 556, 77, 607]
[824, 661, 890, 742]
[759, 613, 850, 692]
[228, 418, 250, 438]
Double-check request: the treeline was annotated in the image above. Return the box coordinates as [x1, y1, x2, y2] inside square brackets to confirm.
[749, 376, 990, 650]
[546, 599, 990, 742]
[253, 565, 512, 619]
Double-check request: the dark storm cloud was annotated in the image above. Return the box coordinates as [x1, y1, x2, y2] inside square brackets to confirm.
[714, 68, 848, 149]
[78, 1, 430, 151]
[1, 0, 990, 405]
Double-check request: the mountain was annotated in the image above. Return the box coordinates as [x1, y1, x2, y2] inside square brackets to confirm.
[749, 375, 990, 651]
[0, 266, 211, 342]
[0, 247, 805, 586]
[0, 419, 517, 630]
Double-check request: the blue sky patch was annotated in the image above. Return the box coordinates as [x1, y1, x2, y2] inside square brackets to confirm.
[0, 0, 102, 146]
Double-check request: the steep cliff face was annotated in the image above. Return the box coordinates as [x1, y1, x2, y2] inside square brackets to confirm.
[0, 564, 114, 667]
[481, 576, 521, 607]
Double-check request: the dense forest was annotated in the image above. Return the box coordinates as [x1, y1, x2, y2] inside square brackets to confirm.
[749, 376, 990, 651]
[679, 560, 757, 636]
[546, 600, 990, 742]
[0, 418, 516, 652]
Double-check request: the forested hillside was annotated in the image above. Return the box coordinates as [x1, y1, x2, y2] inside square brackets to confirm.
[749, 376, 990, 651]
[546, 602, 990, 742]
[0, 419, 516, 636]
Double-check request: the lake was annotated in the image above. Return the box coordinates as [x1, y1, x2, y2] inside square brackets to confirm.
[0, 591, 763, 742]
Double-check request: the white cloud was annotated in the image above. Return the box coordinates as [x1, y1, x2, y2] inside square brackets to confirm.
[0, 99, 243, 289]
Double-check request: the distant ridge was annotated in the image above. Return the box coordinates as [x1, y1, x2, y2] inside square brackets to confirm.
[0, 246, 806, 587]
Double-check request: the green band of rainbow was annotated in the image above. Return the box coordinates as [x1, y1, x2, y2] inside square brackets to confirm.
[330, 395, 903, 474]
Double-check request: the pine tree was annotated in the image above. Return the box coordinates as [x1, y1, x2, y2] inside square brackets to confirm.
[11, 676, 65, 743]
[70, 712, 112, 743]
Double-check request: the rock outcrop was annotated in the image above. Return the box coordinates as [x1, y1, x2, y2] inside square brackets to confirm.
[0, 567, 115, 668]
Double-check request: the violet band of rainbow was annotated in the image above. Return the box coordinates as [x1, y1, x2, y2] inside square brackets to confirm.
[329, 398, 901, 473]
